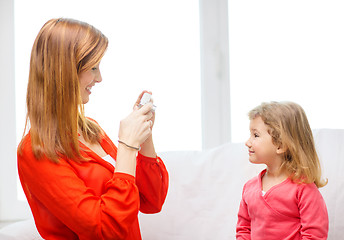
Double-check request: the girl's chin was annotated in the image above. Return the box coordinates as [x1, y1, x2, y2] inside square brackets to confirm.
[248, 157, 259, 164]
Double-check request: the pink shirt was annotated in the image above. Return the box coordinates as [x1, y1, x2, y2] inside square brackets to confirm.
[236, 170, 328, 240]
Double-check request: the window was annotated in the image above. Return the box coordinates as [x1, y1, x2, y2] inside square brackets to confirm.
[15, 0, 201, 151]
[228, 0, 344, 142]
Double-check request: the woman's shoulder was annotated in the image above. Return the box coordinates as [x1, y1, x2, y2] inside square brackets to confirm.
[17, 132, 32, 155]
[86, 117, 98, 123]
[17, 132, 42, 170]
[86, 117, 101, 128]
[85, 117, 107, 136]
[17, 132, 66, 164]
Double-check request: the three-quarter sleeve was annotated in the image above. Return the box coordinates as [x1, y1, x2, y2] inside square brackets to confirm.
[135, 153, 169, 213]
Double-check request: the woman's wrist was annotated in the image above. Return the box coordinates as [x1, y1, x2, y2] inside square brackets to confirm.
[118, 140, 141, 151]
[115, 143, 138, 176]
[139, 135, 157, 158]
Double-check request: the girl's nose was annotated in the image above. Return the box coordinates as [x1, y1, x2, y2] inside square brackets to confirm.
[245, 138, 251, 148]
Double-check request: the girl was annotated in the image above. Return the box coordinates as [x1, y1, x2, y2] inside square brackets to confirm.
[236, 101, 328, 239]
[17, 18, 168, 240]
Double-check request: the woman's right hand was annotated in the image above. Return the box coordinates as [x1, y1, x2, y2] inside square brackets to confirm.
[118, 102, 154, 149]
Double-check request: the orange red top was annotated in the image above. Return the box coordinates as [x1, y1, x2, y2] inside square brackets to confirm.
[18, 130, 168, 240]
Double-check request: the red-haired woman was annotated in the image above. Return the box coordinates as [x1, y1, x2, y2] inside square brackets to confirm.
[18, 18, 168, 240]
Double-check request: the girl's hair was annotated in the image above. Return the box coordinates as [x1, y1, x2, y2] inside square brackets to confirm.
[248, 101, 327, 188]
[19, 18, 108, 162]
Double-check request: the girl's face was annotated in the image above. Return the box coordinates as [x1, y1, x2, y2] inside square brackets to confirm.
[245, 116, 280, 165]
[78, 63, 102, 104]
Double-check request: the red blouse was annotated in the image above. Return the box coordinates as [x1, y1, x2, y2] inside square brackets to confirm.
[18, 131, 169, 240]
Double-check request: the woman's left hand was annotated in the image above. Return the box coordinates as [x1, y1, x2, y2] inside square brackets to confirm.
[134, 91, 155, 129]
[134, 91, 157, 158]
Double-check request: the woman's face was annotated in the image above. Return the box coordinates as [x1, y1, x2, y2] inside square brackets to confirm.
[78, 63, 102, 104]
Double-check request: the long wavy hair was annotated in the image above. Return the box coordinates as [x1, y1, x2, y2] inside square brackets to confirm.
[19, 18, 108, 162]
[248, 101, 327, 188]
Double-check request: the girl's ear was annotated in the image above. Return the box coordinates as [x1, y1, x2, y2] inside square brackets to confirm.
[276, 144, 287, 154]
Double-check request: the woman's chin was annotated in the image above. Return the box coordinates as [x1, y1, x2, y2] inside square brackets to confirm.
[82, 96, 89, 104]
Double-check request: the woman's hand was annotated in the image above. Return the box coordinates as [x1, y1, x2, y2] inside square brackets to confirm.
[118, 102, 154, 148]
[134, 91, 157, 158]
[115, 91, 156, 176]
[133, 91, 155, 129]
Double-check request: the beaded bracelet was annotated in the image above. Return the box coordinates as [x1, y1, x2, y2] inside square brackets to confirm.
[118, 140, 141, 151]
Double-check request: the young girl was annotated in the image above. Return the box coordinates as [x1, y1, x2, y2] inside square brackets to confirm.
[236, 101, 328, 239]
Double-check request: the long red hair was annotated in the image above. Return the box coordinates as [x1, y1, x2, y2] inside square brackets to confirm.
[19, 18, 108, 162]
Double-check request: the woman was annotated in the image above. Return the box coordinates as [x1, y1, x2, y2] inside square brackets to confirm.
[17, 18, 169, 240]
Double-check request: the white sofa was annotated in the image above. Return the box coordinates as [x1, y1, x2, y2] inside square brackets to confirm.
[1, 129, 343, 239]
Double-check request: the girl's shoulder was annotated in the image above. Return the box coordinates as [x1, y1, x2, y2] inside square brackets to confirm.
[293, 181, 321, 198]
[243, 169, 265, 189]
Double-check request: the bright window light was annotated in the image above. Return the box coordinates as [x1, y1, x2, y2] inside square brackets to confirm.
[15, 0, 201, 200]
[15, 0, 201, 151]
[228, 0, 344, 143]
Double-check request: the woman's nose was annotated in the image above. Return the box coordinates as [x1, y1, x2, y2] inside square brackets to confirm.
[95, 72, 102, 83]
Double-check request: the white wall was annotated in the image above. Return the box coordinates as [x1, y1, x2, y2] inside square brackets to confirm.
[0, 0, 31, 221]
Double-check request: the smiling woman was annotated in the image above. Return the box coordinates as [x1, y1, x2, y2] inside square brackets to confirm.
[13, 0, 201, 211]
[17, 18, 169, 240]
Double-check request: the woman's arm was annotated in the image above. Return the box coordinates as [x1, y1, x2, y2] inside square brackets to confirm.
[116, 91, 168, 213]
[135, 153, 169, 213]
[139, 135, 156, 158]
[116, 102, 153, 176]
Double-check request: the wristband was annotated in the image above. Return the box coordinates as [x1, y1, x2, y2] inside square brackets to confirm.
[118, 140, 141, 151]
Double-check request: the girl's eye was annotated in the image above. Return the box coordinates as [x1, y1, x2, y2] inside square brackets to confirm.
[254, 133, 259, 138]
[91, 67, 97, 71]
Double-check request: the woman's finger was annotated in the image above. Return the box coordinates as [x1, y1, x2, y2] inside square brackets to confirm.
[133, 90, 152, 108]
[138, 102, 154, 114]
[145, 110, 153, 120]
[148, 120, 153, 128]
[135, 91, 145, 105]
[133, 92, 144, 109]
